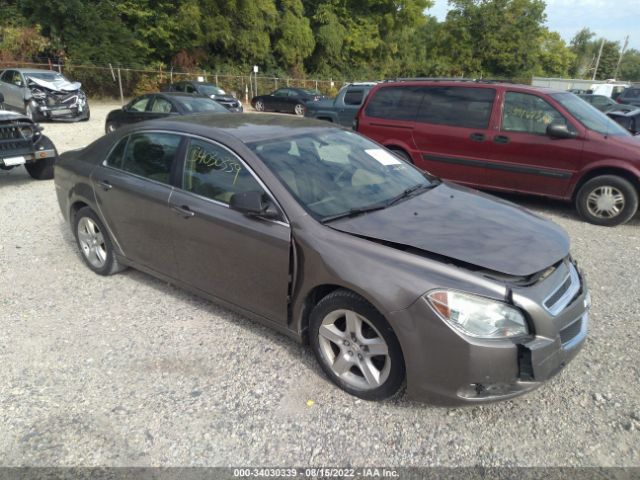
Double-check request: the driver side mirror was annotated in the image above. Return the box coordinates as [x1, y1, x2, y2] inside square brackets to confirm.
[230, 191, 280, 219]
[547, 123, 578, 139]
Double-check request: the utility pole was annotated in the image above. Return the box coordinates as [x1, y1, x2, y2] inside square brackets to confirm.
[592, 38, 605, 81]
[614, 35, 630, 80]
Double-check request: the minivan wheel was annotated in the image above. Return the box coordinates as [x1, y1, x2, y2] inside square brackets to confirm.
[389, 148, 412, 163]
[576, 175, 638, 226]
[310, 289, 405, 400]
[73, 207, 125, 275]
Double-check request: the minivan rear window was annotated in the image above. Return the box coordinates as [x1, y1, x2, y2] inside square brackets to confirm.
[416, 87, 495, 129]
[365, 85, 495, 129]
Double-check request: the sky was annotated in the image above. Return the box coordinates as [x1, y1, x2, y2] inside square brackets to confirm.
[428, 0, 640, 51]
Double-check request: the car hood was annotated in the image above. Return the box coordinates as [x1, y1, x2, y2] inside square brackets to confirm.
[329, 182, 569, 277]
[27, 75, 81, 92]
[0, 109, 29, 122]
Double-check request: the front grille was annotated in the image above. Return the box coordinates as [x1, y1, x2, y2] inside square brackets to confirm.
[543, 263, 581, 316]
[560, 318, 582, 345]
[0, 122, 35, 155]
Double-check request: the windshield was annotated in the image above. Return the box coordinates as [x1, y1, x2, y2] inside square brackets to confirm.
[250, 130, 433, 221]
[199, 85, 226, 96]
[551, 93, 630, 136]
[176, 97, 228, 113]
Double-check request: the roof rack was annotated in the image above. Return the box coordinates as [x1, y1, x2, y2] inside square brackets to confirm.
[384, 77, 516, 84]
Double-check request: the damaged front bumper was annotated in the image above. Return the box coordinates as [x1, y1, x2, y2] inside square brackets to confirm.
[32, 93, 88, 120]
[389, 259, 590, 405]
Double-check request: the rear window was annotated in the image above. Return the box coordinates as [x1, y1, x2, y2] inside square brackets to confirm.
[416, 87, 495, 129]
[622, 88, 640, 99]
[365, 85, 495, 129]
[344, 89, 364, 106]
[364, 86, 423, 121]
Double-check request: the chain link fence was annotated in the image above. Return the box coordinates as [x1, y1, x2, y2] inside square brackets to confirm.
[0, 61, 358, 105]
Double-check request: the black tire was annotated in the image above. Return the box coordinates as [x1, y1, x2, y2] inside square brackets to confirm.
[25, 135, 57, 180]
[310, 289, 405, 401]
[73, 207, 125, 276]
[389, 148, 412, 163]
[25, 102, 40, 122]
[80, 106, 90, 122]
[575, 175, 638, 226]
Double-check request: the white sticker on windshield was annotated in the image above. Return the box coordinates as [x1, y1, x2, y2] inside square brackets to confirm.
[365, 149, 402, 165]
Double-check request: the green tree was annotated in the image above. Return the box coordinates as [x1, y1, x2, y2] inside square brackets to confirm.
[619, 49, 640, 82]
[536, 29, 575, 77]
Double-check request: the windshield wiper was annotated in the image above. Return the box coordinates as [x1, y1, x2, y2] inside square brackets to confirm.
[385, 183, 436, 207]
[320, 203, 388, 224]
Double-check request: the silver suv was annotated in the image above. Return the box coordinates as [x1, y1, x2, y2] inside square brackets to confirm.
[0, 68, 90, 122]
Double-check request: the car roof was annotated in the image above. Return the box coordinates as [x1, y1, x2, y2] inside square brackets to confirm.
[377, 80, 567, 95]
[142, 113, 337, 143]
[14, 68, 61, 74]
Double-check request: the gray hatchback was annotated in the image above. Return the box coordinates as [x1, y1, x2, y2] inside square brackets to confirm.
[54, 114, 590, 404]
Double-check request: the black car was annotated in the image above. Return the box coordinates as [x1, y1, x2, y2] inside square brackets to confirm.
[162, 81, 243, 112]
[607, 108, 640, 135]
[251, 88, 325, 116]
[577, 94, 622, 112]
[0, 93, 58, 179]
[105, 92, 228, 133]
[616, 87, 640, 108]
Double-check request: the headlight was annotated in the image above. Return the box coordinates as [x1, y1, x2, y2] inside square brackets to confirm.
[19, 126, 34, 139]
[426, 290, 528, 339]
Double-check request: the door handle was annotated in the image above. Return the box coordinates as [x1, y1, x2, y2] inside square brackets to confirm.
[494, 135, 510, 144]
[469, 133, 485, 142]
[171, 205, 195, 218]
[97, 180, 112, 191]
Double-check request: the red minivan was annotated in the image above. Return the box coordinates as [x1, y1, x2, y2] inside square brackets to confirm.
[355, 80, 640, 226]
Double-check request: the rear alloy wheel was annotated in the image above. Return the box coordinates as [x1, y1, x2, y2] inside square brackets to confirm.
[310, 290, 405, 400]
[73, 207, 125, 276]
[254, 100, 265, 112]
[576, 175, 638, 226]
[294, 103, 305, 116]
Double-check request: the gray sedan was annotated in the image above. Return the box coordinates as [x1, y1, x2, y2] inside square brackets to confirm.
[54, 114, 590, 404]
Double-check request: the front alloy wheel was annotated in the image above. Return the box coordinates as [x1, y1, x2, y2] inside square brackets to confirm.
[254, 100, 265, 112]
[294, 103, 305, 116]
[310, 289, 405, 400]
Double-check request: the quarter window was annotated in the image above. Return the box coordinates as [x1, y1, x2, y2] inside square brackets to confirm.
[502, 92, 568, 135]
[112, 132, 181, 184]
[415, 87, 495, 128]
[364, 86, 423, 121]
[150, 97, 174, 113]
[344, 89, 364, 106]
[182, 139, 264, 204]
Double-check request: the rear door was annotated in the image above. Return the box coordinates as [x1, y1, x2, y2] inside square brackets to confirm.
[167, 137, 291, 323]
[411, 86, 497, 187]
[91, 131, 183, 274]
[484, 90, 584, 197]
[122, 95, 154, 126]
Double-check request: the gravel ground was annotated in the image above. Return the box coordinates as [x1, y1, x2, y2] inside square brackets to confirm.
[0, 102, 639, 467]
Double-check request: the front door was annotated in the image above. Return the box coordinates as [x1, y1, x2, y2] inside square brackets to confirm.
[91, 131, 183, 274]
[0, 70, 25, 110]
[484, 91, 584, 197]
[168, 137, 291, 323]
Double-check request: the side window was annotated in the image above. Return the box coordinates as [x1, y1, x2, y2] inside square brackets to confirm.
[343, 89, 364, 106]
[118, 132, 181, 184]
[150, 97, 175, 113]
[502, 92, 568, 135]
[364, 86, 422, 120]
[185, 84, 196, 93]
[182, 139, 265, 204]
[0, 70, 12, 83]
[129, 96, 150, 112]
[416, 87, 495, 129]
[273, 89, 289, 97]
[105, 137, 128, 168]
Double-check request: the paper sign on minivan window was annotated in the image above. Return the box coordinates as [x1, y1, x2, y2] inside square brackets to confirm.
[365, 149, 402, 166]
